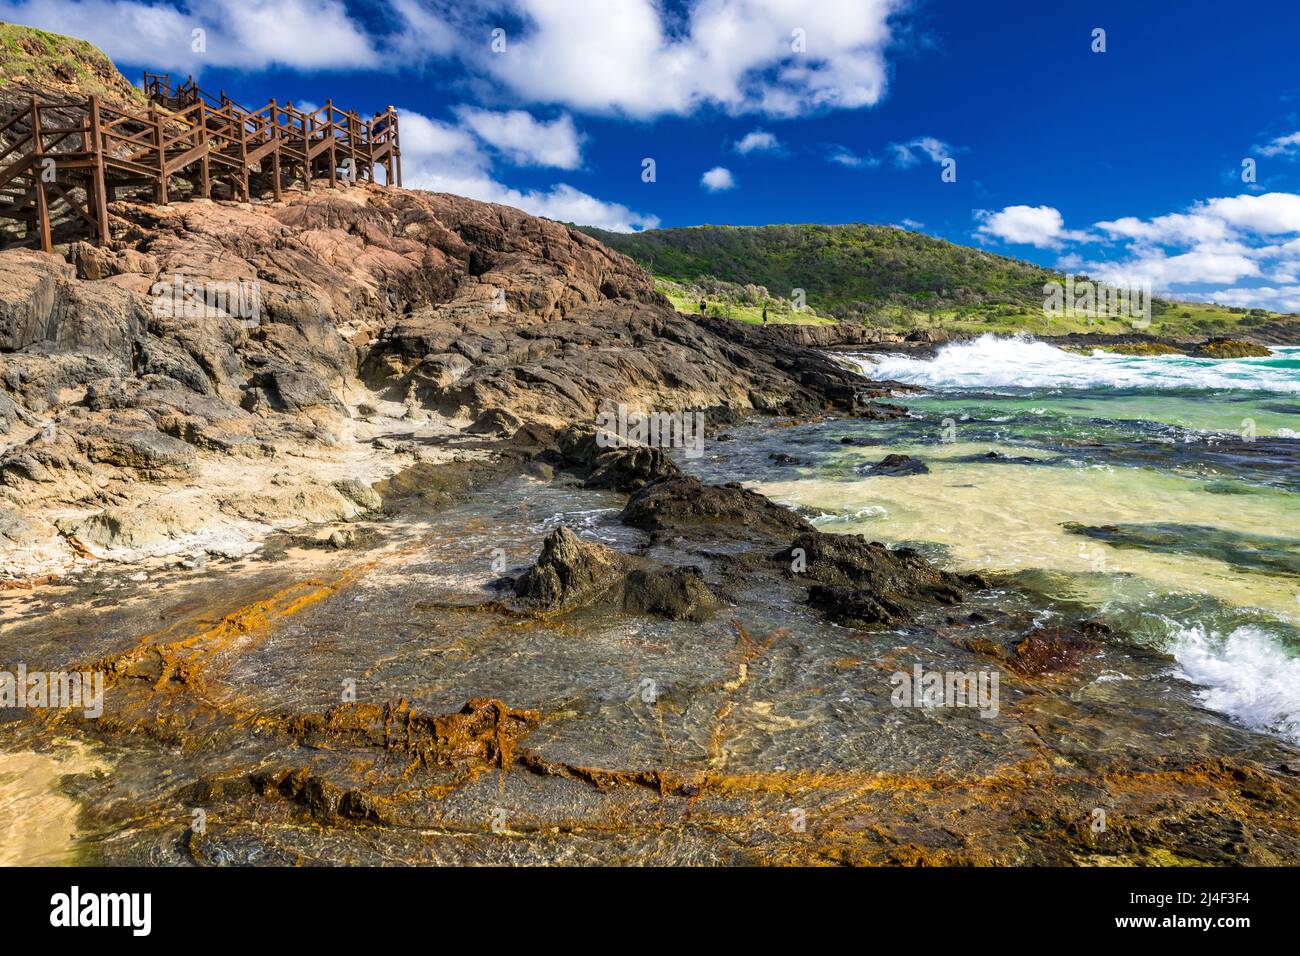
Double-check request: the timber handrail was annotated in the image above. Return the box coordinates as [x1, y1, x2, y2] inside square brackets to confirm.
[0, 71, 402, 253]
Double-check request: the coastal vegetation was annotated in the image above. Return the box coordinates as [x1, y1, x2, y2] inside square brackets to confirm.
[582, 223, 1287, 337]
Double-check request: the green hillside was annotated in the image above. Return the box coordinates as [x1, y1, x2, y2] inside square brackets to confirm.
[579, 222, 1280, 337]
[580, 222, 1058, 314]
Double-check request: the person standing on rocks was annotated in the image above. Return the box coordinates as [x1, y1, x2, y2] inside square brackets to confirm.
[699, 299, 707, 317]
[762, 306, 768, 325]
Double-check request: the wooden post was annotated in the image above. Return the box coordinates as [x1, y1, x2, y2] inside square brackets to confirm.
[347, 110, 359, 186]
[390, 108, 402, 187]
[87, 95, 111, 245]
[298, 104, 312, 192]
[199, 103, 210, 200]
[30, 97, 52, 253]
[379, 106, 390, 187]
[325, 99, 337, 189]
[269, 99, 282, 202]
[238, 104, 250, 201]
[150, 104, 168, 204]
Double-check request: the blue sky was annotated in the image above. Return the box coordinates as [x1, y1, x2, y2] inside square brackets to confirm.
[5, 0, 1300, 309]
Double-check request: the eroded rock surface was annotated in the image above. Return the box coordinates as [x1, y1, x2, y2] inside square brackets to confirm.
[0, 183, 893, 571]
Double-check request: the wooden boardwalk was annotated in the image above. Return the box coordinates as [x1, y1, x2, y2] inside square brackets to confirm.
[0, 72, 402, 252]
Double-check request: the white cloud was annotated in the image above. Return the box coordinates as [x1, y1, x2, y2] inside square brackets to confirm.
[1257, 131, 1300, 159]
[1184, 285, 1300, 312]
[1086, 243, 1262, 290]
[981, 191, 1300, 308]
[3, 0, 907, 121]
[975, 205, 1091, 249]
[735, 129, 780, 154]
[0, 0, 380, 71]
[1095, 212, 1232, 245]
[700, 166, 737, 192]
[395, 108, 658, 233]
[385, 0, 458, 62]
[453, 107, 583, 169]
[1200, 193, 1300, 235]
[889, 136, 951, 168]
[481, 0, 903, 118]
[825, 145, 879, 168]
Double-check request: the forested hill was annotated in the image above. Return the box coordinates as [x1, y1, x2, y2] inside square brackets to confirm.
[578, 222, 1062, 319]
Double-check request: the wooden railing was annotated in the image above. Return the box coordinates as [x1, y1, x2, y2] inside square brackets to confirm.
[0, 72, 402, 252]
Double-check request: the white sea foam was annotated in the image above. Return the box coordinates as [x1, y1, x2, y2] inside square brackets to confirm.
[854, 335, 1299, 393]
[1171, 624, 1300, 744]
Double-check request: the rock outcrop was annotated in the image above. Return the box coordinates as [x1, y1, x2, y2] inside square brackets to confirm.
[513, 526, 718, 622]
[782, 530, 986, 628]
[0, 182, 898, 570]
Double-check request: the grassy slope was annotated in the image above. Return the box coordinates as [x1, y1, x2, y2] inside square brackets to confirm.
[580, 223, 1281, 336]
[0, 21, 143, 103]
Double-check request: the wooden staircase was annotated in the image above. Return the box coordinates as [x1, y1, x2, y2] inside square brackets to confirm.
[0, 72, 402, 252]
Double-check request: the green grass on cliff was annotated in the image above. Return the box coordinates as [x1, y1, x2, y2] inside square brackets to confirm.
[0, 21, 143, 103]
[580, 222, 1285, 337]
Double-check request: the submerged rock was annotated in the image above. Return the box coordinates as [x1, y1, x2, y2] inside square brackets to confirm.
[857, 453, 929, 477]
[622, 566, 717, 622]
[964, 621, 1106, 675]
[780, 531, 984, 627]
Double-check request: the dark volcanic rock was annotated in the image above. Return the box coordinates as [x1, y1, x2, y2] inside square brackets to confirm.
[513, 527, 627, 613]
[857, 453, 929, 477]
[1191, 337, 1272, 359]
[586, 445, 681, 492]
[622, 566, 717, 622]
[513, 526, 718, 621]
[779, 531, 984, 627]
[622, 475, 812, 540]
[807, 583, 909, 628]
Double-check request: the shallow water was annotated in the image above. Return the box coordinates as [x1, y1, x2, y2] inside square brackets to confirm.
[2, 336, 1298, 864]
[691, 338, 1300, 745]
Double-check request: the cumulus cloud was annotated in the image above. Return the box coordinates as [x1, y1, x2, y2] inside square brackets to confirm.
[701, 166, 737, 192]
[2, 0, 908, 121]
[975, 205, 1092, 249]
[1257, 131, 1300, 159]
[825, 145, 879, 168]
[889, 136, 952, 168]
[481, 0, 904, 118]
[1086, 243, 1262, 290]
[397, 108, 658, 232]
[977, 192, 1300, 308]
[735, 129, 780, 154]
[1200, 192, 1300, 234]
[1183, 285, 1300, 312]
[0, 0, 381, 71]
[453, 107, 583, 169]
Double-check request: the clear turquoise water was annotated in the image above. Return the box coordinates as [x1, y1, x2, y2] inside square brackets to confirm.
[689, 339, 1300, 744]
